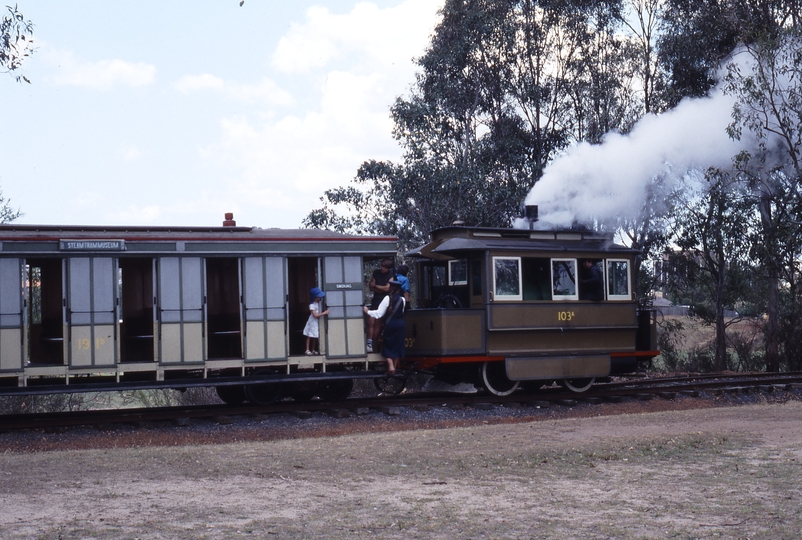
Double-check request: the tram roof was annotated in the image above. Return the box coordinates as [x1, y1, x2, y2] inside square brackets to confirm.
[0, 224, 397, 256]
[406, 226, 637, 260]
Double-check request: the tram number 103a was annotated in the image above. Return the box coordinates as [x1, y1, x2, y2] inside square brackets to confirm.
[557, 311, 576, 322]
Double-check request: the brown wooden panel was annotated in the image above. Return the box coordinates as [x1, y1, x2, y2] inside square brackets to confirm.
[506, 355, 610, 380]
[406, 309, 485, 356]
[487, 328, 636, 355]
[490, 302, 636, 330]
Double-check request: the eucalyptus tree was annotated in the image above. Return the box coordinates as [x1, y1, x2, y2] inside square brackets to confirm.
[305, 0, 639, 251]
[667, 169, 753, 370]
[1, 5, 34, 83]
[724, 29, 802, 371]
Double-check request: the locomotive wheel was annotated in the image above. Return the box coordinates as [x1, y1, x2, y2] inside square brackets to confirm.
[245, 369, 282, 405]
[317, 378, 354, 401]
[288, 381, 319, 403]
[215, 384, 247, 405]
[436, 294, 463, 309]
[562, 377, 595, 393]
[374, 374, 407, 395]
[481, 361, 520, 396]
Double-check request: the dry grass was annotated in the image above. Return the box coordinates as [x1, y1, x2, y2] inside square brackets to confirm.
[3, 401, 802, 539]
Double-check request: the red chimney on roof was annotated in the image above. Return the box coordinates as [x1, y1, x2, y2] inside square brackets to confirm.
[223, 213, 236, 227]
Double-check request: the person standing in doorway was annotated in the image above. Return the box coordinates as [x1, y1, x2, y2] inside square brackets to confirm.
[303, 287, 329, 355]
[364, 280, 405, 374]
[366, 258, 395, 353]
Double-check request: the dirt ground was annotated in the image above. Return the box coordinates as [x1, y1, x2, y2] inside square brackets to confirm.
[2, 399, 802, 539]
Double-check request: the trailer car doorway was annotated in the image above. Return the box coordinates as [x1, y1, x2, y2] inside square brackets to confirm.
[287, 257, 318, 356]
[206, 257, 243, 359]
[26, 259, 65, 365]
[119, 258, 156, 363]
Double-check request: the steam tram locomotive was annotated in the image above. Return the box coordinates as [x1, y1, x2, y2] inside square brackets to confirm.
[402, 220, 657, 395]
[0, 214, 657, 403]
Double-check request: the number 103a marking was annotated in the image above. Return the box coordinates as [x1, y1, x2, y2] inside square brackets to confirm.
[557, 311, 575, 322]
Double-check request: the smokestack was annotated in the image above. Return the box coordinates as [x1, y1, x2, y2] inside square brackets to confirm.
[524, 205, 538, 229]
[223, 213, 236, 227]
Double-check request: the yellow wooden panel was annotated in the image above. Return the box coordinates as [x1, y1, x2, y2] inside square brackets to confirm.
[246, 321, 266, 360]
[71, 326, 92, 367]
[93, 324, 116, 366]
[0, 328, 22, 371]
[266, 321, 286, 359]
[347, 318, 365, 356]
[327, 319, 346, 357]
[160, 324, 182, 363]
[183, 323, 203, 363]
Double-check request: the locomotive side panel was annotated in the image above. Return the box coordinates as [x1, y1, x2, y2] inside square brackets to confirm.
[405, 309, 485, 356]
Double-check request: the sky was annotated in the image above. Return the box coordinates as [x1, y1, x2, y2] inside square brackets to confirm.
[0, 1, 443, 229]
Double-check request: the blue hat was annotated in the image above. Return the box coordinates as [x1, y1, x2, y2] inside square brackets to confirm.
[309, 287, 325, 302]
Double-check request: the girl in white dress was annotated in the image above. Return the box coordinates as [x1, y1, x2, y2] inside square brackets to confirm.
[303, 287, 329, 355]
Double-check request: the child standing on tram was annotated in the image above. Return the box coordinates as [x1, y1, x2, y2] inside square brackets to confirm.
[303, 287, 329, 355]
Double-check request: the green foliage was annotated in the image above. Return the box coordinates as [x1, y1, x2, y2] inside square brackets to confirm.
[306, 0, 644, 251]
[1, 5, 34, 83]
[0, 189, 21, 223]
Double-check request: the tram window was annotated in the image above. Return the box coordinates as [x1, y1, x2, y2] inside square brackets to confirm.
[522, 258, 551, 300]
[607, 259, 631, 300]
[551, 259, 578, 301]
[493, 257, 522, 301]
[448, 259, 467, 286]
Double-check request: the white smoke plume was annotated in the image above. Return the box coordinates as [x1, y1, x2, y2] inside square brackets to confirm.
[522, 61, 752, 230]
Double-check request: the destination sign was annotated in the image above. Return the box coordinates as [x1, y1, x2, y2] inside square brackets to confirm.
[60, 240, 126, 252]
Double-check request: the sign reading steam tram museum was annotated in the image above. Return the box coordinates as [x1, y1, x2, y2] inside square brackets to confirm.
[59, 240, 126, 251]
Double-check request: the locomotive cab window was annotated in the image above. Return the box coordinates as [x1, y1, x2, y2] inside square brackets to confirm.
[492, 257, 522, 301]
[448, 259, 468, 286]
[522, 258, 551, 300]
[606, 259, 631, 300]
[551, 259, 578, 301]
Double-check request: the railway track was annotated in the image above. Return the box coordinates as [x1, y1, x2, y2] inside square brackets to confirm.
[3, 371, 802, 434]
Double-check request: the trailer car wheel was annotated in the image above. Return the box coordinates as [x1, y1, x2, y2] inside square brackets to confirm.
[317, 378, 354, 401]
[374, 374, 407, 395]
[288, 381, 318, 403]
[215, 384, 247, 405]
[245, 370, 283, 405]
[562, 377, 595, 393]
[481, 361, 519, 396]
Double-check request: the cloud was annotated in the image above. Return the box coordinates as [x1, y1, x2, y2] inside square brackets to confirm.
[272, 0, 440, 73]
[173, 73, 225, 92]
[172, 74, 294, 105]
[47, 50, 156, 90]
[195, 0, 443, 228]
[116, 144, 143, 162]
